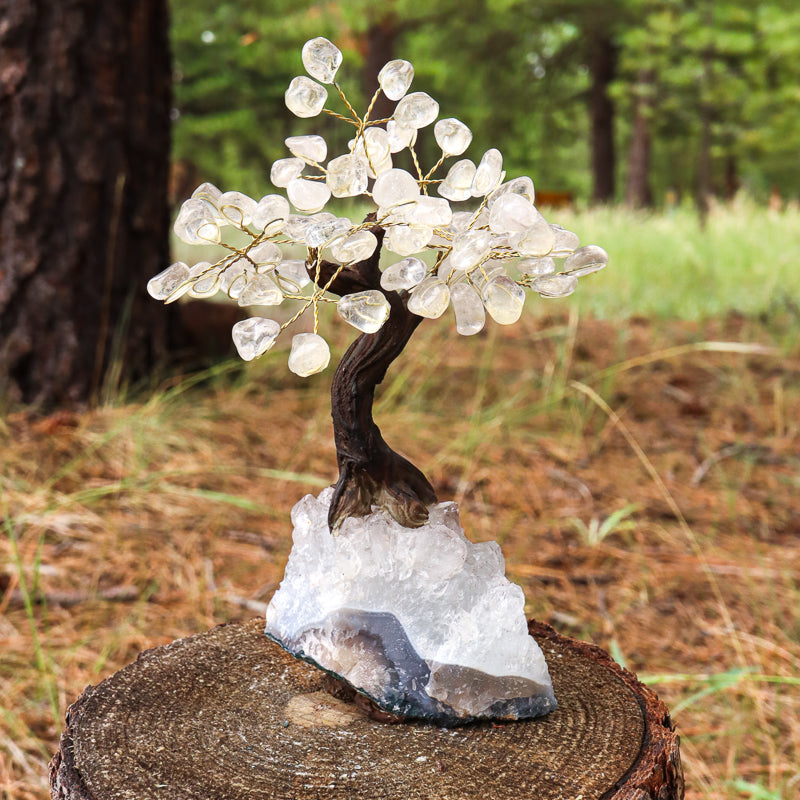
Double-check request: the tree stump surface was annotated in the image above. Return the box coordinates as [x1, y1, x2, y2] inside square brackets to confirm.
[50, 619, 684, 800]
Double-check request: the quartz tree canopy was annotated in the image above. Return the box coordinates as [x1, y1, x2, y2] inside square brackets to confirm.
[147, 37, 608, 532]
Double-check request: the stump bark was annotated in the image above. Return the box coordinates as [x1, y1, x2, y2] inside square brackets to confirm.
[50, 619, 684, 800]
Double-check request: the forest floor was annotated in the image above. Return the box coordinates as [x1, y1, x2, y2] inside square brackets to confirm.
[2, 308, 799, 800]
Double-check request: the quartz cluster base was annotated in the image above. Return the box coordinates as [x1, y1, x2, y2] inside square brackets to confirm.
[265, 489, 556, 725]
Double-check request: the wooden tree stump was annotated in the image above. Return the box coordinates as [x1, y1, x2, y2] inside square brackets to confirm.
[50, 619, 684, 800]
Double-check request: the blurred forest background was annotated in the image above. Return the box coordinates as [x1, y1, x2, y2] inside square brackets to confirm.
[2, 3, 800, 800]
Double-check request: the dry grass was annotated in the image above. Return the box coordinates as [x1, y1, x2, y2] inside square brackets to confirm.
[2, 309, 799, 799]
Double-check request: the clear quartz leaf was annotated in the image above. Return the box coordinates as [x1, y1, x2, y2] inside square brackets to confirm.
[450, 282, 485, 335]
[489, 194, 538, 235]
[285, 76, 328, 118]
[270, 158, 305, 188]
[482, 275, 525, 324]
[286, 178, 332, 213]
[304, 216, 352, 248]
[563, 245, 609, 276]
[488, 176, 535, 208]
[147, 262, 191, 301]
[407, 275, 450, 319]
[385, 224, 433, 256]
[532, 273, 579, 298]
[434, 118, 472, 156]
[253, 194, 290, 234]
[512, 213, 556, 257]
[247, 241, 282, 268]
[218, 191, 257, 227]
[326, 154, 368, 198]
[386, 120, 417, 153]
[285, 134, 327, 163]
[550, 224, 580, 257]
[275, 259, 311, 291]
[401, 196, 453, 228]
[288, 332, 330, 376]
[231, 317, 280, 361]
[449, 230, 494, 271]
[301, 37, 342, 84]
[372, 168, 420, 208]
[517, 256, 555, 276]
[337, 290, 391, 333]
[472, 149, 503, 197]
[173, 201, 220, 244]
[330, 230, 378, 263]
[394, 91, 439, 129]
[237, 275, 283, 306]
[378, 59, 414, 101]
[438, 160, 476, 202]
[380, 257, 427, 291]
[188, 265, 222, 298]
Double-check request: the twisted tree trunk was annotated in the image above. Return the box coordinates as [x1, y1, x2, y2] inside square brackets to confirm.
[306, 223, 437, 533]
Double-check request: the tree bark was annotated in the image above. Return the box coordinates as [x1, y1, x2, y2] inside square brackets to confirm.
[624, 70, 655, 209]
[588, 30, 617, 204]
[0, 0, 180, 408]
[306, 225, 437, 532]
[50, 619, 685, 800]
[363, 18, 398, 124]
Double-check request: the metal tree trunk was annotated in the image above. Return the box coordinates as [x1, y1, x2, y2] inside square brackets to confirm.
[0, 0, 179, 407]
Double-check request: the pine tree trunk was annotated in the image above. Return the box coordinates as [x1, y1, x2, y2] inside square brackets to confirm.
[588, 31, 617, 204]
[624, 70, 655, 209]
[0, 0, 180, 408]
[363, 19, 398, 124]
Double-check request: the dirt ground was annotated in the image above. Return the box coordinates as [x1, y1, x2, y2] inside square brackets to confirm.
[2, 310, 799, 799]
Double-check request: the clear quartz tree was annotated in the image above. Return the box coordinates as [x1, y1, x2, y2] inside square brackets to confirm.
[148, 38, 609, 725]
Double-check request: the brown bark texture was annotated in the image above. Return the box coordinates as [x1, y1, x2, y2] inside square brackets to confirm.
[50, 619, 684, 800]
[306, 225, 437, 532]
[0, 0, 179, 408]
[588, 31, 617, 204]
[624, 70, 655, 209]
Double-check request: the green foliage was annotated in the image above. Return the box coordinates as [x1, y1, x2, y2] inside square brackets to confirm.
[170, 0, 800, 204]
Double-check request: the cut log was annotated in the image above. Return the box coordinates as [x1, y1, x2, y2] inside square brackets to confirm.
[50, 619, 684, 800]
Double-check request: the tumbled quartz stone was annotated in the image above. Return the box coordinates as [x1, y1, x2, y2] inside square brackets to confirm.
[353, 128, 391, 175]
[173, 202, 220, 245]
[285, 76, 328, 118]
[450, 282, 486, 336]
[488, 176, 535, 207]
[285, 134, 327, 163]
[394, 91, 439, 129]
[472, 149, 504, 197]
[337, 290, 391, 333]
[237, 275, 283, 307]
[408, 275, 450, 318]
[329, 230, 378, 263]
[512, 214, 556, 257]
[386, 120, 417, 153]
[401, 196, 453, 228]
[247, 241, 282, 268]
[326, 154, 368, 198]
[253, 194, 290, 235]
[373, 168, 420, 208]
[188, 266, 221, 298]
[191, 181, 222, 206]
[304, 216, 352, 248]
[449, 230, 494, 271]
[438, 159, 477, 202]
[301, 37, 342, 84]
[378, 59, 414, 101]
[532, 273, 579, 298]
[265, 489, 556, 723]
[385, 224, 433, 257]
[550, 224, 580, 257]
[380, 257, 427, 291]
[219, 263, 253, 300]
[286, 178, 332, 214]
[270, 158, 305, 188]
[489, 193, 538, 235]
[218, 191, 258, 227]
[483, 275, 526, 324]
[564, 244, 609, 276]
[147, 262, 191, 301]
[518, 256, 556, 276]
[288, 332, 330, 376]
[434, 118, 472, 156]
[275, 259, 311, 291]
[231, 317, 280, 361]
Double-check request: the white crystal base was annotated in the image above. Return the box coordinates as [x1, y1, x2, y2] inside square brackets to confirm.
[265, 489, 556, 724]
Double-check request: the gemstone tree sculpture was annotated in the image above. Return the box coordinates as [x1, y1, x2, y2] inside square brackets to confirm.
[148, 38, 609, 726]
